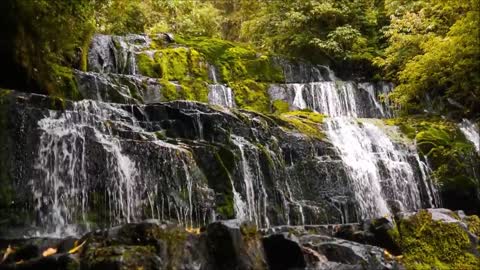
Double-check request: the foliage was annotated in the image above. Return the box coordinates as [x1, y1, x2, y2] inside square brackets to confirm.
[97, 0, 224, 38]
[378, 0, 480, 117]
[5, 0, 105, 98]
[240, 0, 386, 64]
[391, 210, 480, 269]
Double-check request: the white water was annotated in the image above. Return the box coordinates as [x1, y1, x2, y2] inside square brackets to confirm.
[292, 84, 307, 109]
[32, 101, 206, 236]
[290, 79, 434, 219]
[231, 135, 269, 227]
[459, 119, 480, 153]
[207, 65, 235, 108]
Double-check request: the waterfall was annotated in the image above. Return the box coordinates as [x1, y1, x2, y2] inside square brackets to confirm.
[208, 85, 235, 108]
[230, 135, 269, 227]
[207, 65, 235, 108]
[459, 119, 480, 153]
[292, 84, 307, 109]
[275, 78, 433, 219]
[325, 119, 426, 219]
[31, 100, 210, 236]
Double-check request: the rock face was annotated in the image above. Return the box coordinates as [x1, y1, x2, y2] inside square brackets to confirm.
[0, 90, 353, 237]
[0, 219, 402, 270]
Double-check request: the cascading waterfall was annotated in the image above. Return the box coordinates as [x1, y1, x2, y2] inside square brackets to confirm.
[230, 135, 270, 228]
[289, 79, 437, 219]
[459, 119, 480, 153]
[32, 100, 210, 236]
[207, 65, 235, 108]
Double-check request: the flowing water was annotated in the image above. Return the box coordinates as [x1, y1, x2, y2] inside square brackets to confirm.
[207, 66, 235, 108]
[31, 101, 211, 236]
[459, 119, 480, 153]
[21, 36, 442, 236]
[284, 78, 437, 219]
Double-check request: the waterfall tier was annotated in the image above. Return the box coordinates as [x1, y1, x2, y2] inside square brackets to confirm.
[0, 89, 439, 237]
[0, 34, 455, 237]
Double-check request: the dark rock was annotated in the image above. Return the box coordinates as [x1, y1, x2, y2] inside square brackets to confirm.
[206, 220, 266, 270]
[300, 235, 396, 270]
[262, 233, 306, 270]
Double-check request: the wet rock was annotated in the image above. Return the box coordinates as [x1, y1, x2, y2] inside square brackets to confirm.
[262, 233, 306, 270]
[87, 34, 149, 75]
[0, 254, 78, 270]
[75, 71, 164, 104]
[300, 235, 396, 270]
[80, 221, 206, 270]
[206, 220, 266, 270]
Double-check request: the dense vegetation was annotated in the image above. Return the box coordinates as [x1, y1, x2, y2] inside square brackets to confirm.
[1, 0, 478, 118]
[0, 2, 478, 268]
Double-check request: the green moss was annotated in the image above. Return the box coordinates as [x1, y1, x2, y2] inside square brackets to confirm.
[48, 64, 82, 100]
[154, 130, 167, 140]
[137, 53, 161, 78]
[177, 36, 284, 83]
[391, 210, 480, 269]
[160, 80, 180, 101]
[84, 245, 157, 269]
[275, 111, 325, 139]
[240, 222, 259, 242]
[231, 80, 270, 113]
[137, 47, 208, 82]
[160, 79, 209, 102]
[272, 100, 290, 114]
[213, 147, 236, 219]
[148, 226, 188, 268]
[466, 215, 480, 238]
[178, 78, 209, 102]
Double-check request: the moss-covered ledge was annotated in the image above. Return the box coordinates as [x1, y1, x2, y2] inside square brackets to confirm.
[135, 36, 285, 113]
[389, 210, 480, 269]
[272, 110, 325, 140]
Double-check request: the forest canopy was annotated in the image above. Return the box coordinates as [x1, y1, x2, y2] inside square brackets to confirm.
[1, 0, 479, 118]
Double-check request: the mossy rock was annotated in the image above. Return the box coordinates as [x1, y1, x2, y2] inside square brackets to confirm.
[272, 100, 290, 114]
[274, 110, 325, 139]
[390, 210, 480, 269]
[137, 47, 208, 81]
[231, 80, 270, 113]
[176, 36, 284, 84]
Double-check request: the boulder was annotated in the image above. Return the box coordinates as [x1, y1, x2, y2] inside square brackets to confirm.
[262, 233, 307, 270]
[205, 220, 266, 270]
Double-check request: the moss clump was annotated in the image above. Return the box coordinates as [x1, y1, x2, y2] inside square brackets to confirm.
[276, 111, 325, 139]
[48, 64, 82, 100]
[159, 79, 209, 102]
[213, 147, 236, 219]
[231, 80, 270, 113]
[84, 245, 157, 269]
[272, 99, 290, 114]
[272, 100, 290, 114]
[466, 215, 480, 238]
[147, 226, 188, 268]
[178, 78, 209, 102]
[137, 47, 208, 81]
[391, 210, 480, 269]
[137, 53, 161, 78]
[159, 80, 180, 101]
[177, 36, 284, 83]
